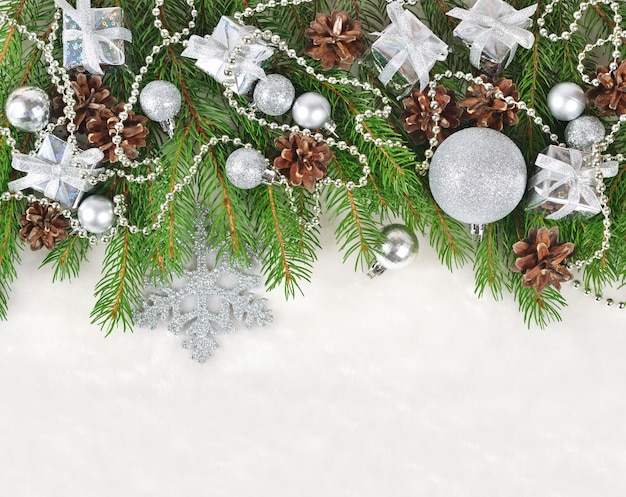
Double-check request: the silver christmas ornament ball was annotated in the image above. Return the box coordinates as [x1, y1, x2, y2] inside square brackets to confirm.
[77, 195, 116, 234]
[253, 74, 296, 116]
[565, 115, 606, 151]
[547, 82, 586, 121]
[292, 92, 331, 129]
[225, 148, 267, 189]
[139, 81, 182, 122]
[376, 224, 419, 270]
[428, 128, 527, 225]
[5, 86, 50, 132]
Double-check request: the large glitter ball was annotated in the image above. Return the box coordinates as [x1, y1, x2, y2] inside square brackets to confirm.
[225, 148, 267, 189]
[565, 115, 606, 151]
[139, 81, 182, 122]
[428, 128, 527, 225]
[253, 74, 296, 116]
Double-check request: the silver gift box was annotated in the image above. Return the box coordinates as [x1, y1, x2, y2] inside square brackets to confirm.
[191, 17, 274, 95]
[63, 6, 127, 71]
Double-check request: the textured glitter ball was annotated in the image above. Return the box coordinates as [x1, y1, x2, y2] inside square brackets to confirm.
[428, 127, 527, 225]
[565, 115, 606, 151]
[139, 80, 182, 122]
[253, 74, 296, 116]
[225, 148, 268, 189]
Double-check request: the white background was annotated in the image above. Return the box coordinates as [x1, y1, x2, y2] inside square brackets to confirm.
[1, 222, 626, 496]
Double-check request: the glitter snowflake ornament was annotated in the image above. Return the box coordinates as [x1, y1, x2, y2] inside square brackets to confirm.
[133, 218, 273, 363]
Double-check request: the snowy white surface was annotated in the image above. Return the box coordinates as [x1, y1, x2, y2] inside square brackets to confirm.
[1, 223, 626, 496]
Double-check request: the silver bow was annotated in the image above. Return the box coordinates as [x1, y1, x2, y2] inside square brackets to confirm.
[181, 33, 268, 83]
[528, 149, 618, 220]
[56, 0, 132, 75]
[8, 138, 104, 206]
[447, 3, 537, 68]
[373, 2, 448, 90]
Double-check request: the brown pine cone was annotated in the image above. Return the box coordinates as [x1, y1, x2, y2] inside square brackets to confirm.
[459, 75, 520, 131]
[86, 103, 149, 163]
[510, 227, 574, 293]
[400, 85, 462, 145]
[19, 203, 70, 251]
[304, 11, 365, 70]
[52, 73, 117, 132]
[586, 60, 626, 116]
[274, 132, 332, 190]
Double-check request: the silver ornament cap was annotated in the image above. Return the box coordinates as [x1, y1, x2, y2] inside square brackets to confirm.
[253, 74, 296, 116]
[428, 127, 527, 227]
[368, 224, 419, 277]
[77, 195, 116, 234]
[565, 115, 605, 151]
[292, 92, 332, 130]
[225, 148, 273, 189]
[139, 81, 182, 137]
[5, 86, 50, 132]
[547, 82, 586, 121]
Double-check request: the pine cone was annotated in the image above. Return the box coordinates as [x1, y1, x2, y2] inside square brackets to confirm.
[511, 227, 574, 293]
[19, 203, 69, 251]
[52, 73, 117, 132]
[586, 60, 626, 116]
[459, 75, 520, 131]
[274, 132, 332, 190]
[400, 85, 462, 145]
[304, 11, 365, 70]
[86, 104, 149, 163]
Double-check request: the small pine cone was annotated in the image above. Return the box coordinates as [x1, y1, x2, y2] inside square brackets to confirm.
[511, 227, 574, 293]
[459, 75, 520, 131]
[304, 11, 365, 70]
[400, 85, 462, 145]
[274, 132, 332, 190]
[586, 60, 626, 116]
[19, 203, 69, 251]
[52, 73, 117, 132]
[86, 103, 149, 163]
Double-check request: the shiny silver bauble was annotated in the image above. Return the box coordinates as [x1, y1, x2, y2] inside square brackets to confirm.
[77, 195, 116, 233]
[547, 82, 586, 121]
[376, 224, 419, 270]
[291, 92, 331, 129]
[5, 86, 50, 132]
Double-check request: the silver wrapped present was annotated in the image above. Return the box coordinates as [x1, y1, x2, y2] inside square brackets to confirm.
[8, 133, 104, 208]
[447, 0, 537, 76]
[526, 145, 618, 220]
[56, 0, 132, 75]
[369, 2, 448, 94]
[181, 17, 275, 96]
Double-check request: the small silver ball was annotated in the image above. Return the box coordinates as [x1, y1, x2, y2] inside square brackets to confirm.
[547, 82, 586, 121]
[429, 128, 527, 225]
[292, 92, 331, 129]
[564, 115, 605, 151]
[139, 81, 182, 122]
[225, 148, 267, 189]
[376, 224, 419, 270]
[253, 74, 295, 116]
[5, 86, 50, 132]
[77, 195, 116, 234]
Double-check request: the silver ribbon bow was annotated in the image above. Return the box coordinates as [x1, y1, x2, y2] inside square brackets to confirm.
[56, 0, 132, 75]
[181, 33, 268, 83]
[447, 3, 537, 68]
[373, 2, 448, 90]
[8, 141, 104, 206]
[528, 149, 618, 220]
